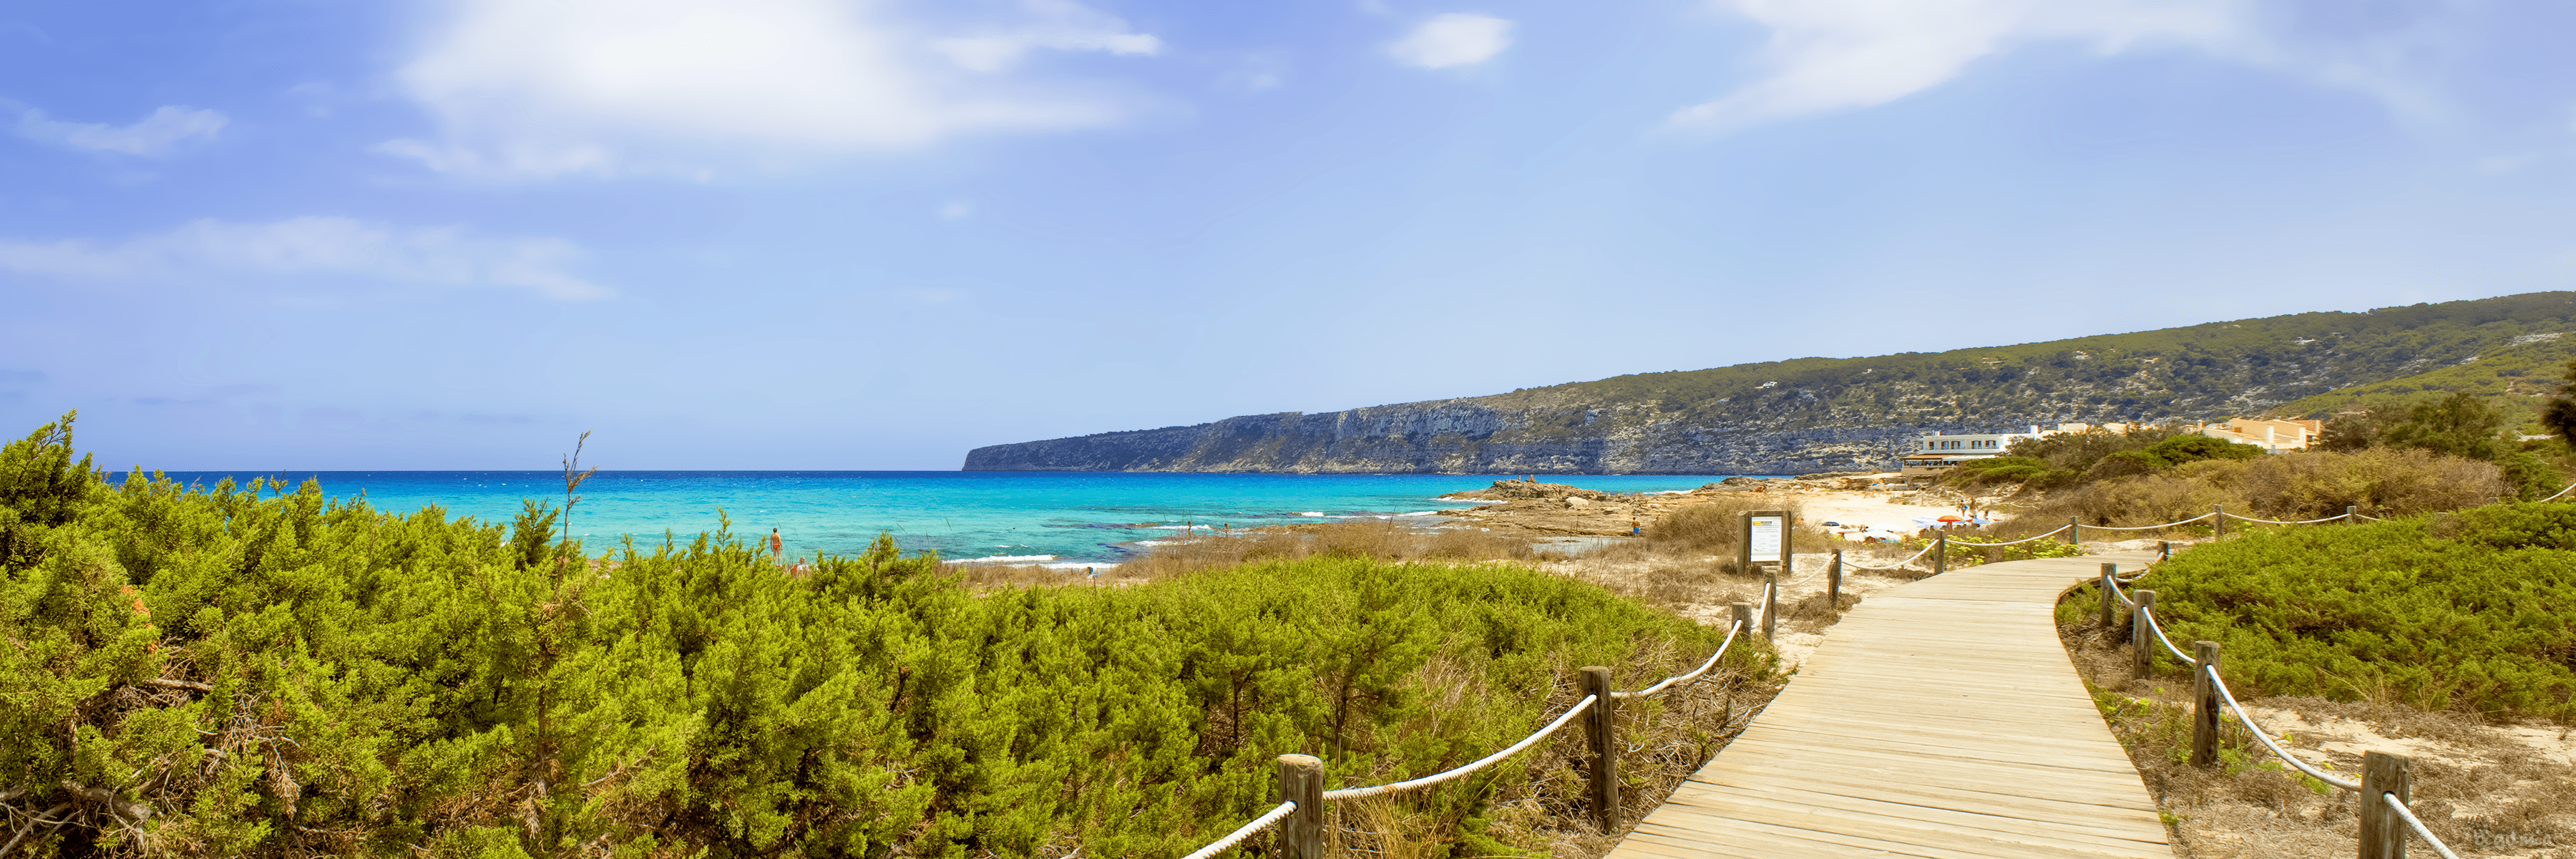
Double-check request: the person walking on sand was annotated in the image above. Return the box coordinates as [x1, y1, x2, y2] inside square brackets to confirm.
[769, 528, 783, 560]
[1630, 519, 1642, 537]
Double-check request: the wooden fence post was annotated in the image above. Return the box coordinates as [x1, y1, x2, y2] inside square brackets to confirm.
[2347, 505, 2358, 524]
[1278, 754, 1324, 859]
[1828, 549, 1843, 606]
[1932, 534, 1946, 576]
[1731, 603, 1752, 637]
[2190, 641, 2221, 767]
[1763, 568, 1778, 640]
[2097, 563, 2117, 629]
[2213, 505, 2225, 540]
[2359, 751, 2411, 859]
[2069, 515, 2081, 547]
[2130, 590, 2157, 681]
[1581, 667, 1619, 834]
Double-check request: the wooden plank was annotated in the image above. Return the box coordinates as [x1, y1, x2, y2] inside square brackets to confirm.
[1641, 804, 2154, 859]
[1667, 769, 2161, 828]
[1664, 781, 2167, 851]
[1602, 553, 2176, 859]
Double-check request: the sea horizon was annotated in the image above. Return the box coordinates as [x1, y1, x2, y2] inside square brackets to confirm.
[124, 470, 1769, 565]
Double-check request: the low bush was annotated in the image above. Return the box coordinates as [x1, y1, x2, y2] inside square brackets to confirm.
[2129, 504, 2576, 722]
[0, 416, 1760, 858]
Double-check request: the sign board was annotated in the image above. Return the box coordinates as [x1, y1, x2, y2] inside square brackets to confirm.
[1747, 515, 1784, 563]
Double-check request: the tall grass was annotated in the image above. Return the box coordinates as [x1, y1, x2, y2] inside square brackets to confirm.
[1113, 520, 1545, 578]
[1990, 447, 2505, 540]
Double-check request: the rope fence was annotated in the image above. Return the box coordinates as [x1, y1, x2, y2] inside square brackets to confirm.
[2104, 571, 2461, 859]
[1190, 486, 2575, 858]
[1185, 616, 1754, 857]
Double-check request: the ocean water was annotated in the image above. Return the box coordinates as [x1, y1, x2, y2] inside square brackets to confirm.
[137, 471, 1752, 565]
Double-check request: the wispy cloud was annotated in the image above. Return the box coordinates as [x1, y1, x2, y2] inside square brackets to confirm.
[384, 0, 1164, 179]
[0, 217, 605, 300]
[16, 105, 228, 155]
[928, 0, 1161, 72]
[1674, 0, 2235, 129]
[1386, 13, 1516, 69]
[1674, 0, 2478, 132]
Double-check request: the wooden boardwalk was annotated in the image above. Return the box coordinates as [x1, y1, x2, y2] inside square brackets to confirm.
[1608, 553, 2173, 859]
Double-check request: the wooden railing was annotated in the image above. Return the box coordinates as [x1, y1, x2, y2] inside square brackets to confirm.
[1181, 611, 1755, 858]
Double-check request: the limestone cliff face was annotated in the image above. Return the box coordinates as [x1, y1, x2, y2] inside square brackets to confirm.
[962, 397, 1946, 475]
[963, 292, 2576, 474]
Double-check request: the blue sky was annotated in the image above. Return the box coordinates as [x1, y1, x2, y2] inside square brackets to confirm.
[5, 0, 2574, 470]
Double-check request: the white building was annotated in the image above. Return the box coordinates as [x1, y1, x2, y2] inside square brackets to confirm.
[1899, 425, 2050, 476]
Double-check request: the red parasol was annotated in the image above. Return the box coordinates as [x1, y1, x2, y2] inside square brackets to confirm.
[1936, 515, 1964, 523]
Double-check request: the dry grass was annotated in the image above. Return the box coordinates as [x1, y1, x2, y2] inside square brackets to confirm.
[1990, 448, 2510, 542]
[935, 520, 1546, 588]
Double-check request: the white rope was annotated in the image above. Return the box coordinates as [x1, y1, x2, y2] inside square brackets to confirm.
[2223, 512, 2350, 525]
[2206, 665, 2361, 790]
[1615, 620, 1743, 699]
[2140, 607, 2198, 666]
[2542, 480, 2576, 503]
[1181, 801, 1298, 859]
[1844, 541, 1938, 571]
[2084, 513, 2218, 531]
[1321, 694, 1596, 800]
[2354, 513, 2384, 521]
[1948, 525, 2071, 547]
[2383, 792, 2465, 859]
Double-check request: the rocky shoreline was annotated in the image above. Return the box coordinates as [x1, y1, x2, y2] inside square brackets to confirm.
[1432, 472, 1923, 537]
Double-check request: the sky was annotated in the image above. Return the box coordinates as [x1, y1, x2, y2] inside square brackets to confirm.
[5, 0, 2575, 470]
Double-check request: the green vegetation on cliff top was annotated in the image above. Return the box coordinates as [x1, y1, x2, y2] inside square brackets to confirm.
[1483, 291, 2576, 428]
[2266, 332, 2576, 431]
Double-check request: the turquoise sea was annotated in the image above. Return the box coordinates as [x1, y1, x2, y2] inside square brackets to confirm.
[140, 471, 1750, 565]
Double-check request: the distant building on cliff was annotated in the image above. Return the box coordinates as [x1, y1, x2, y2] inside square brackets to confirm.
[1899, 425, 2051, 476]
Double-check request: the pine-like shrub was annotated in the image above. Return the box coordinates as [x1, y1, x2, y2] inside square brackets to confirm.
[2135, 505, 2576, 722]
[0, 415, 1755, 858]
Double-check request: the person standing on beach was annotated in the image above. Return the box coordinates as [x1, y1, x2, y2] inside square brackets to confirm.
[769, 528, 783, 559]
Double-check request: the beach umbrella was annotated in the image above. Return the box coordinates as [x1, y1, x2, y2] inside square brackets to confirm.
[1936, 515, 1963, 523]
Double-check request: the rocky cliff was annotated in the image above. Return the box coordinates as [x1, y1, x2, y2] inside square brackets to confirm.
[964, 292, 2576, 474]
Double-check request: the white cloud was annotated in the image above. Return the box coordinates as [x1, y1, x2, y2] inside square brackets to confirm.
[1387, 13, 1516, 69]
[0, 217, 605, 300]
[387, 0, 1163, 178]
[928, 0, 1161, 73]
[1674, 0, 2238, 129]
[16, 105, 228, 155]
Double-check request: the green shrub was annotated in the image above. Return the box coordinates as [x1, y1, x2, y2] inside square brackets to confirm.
[0, 416, 1754, 857]
[2133, 505, 2576, 722]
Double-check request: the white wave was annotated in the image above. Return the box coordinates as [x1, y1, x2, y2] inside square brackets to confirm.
[1401, 510, 1439, 516]
[1297, 511, 1328, 517]
[1041, 561, 1110, 571]
[948, 554, 1058, 564]
[1133, 540, 1177, 546]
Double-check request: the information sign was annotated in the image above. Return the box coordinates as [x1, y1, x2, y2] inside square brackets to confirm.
[1748, 515, 1784, 563]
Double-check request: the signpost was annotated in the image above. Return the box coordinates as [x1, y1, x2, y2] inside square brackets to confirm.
[1742, 510, 1792, 638]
